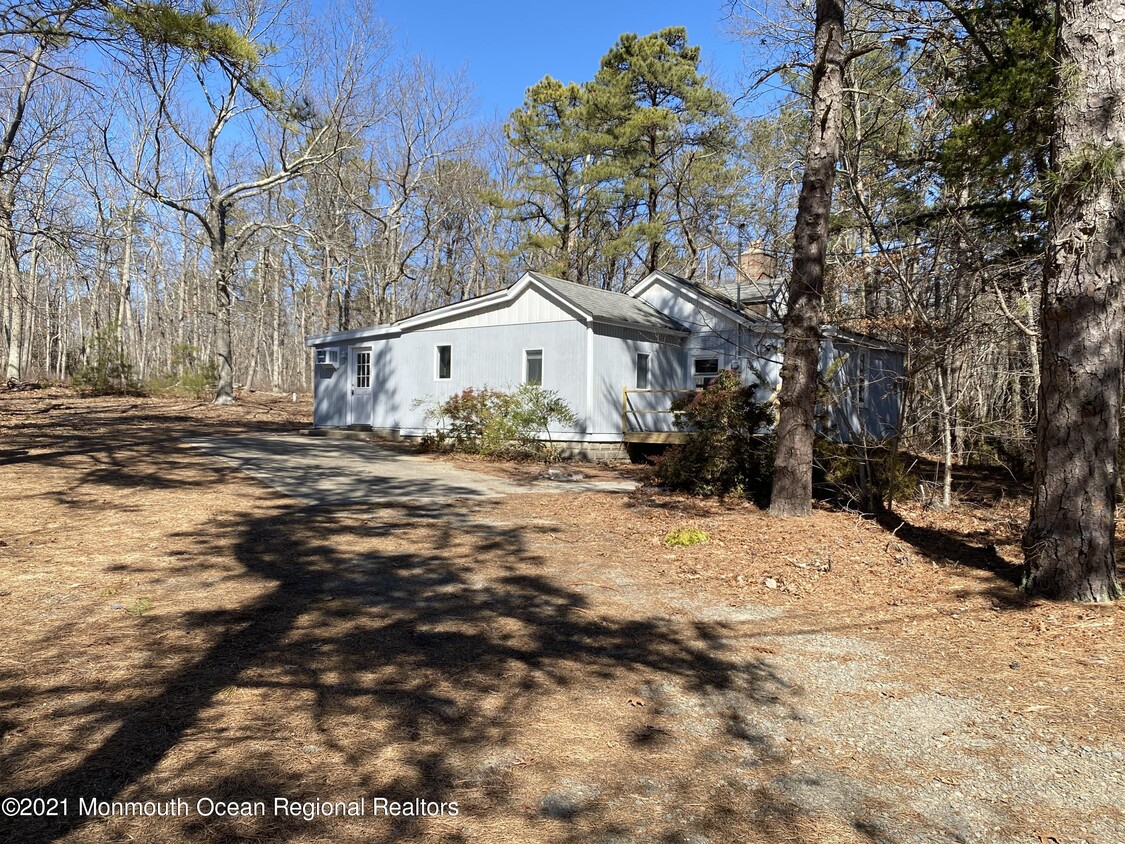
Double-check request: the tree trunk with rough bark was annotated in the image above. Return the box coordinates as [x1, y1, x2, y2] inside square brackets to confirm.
[210, 210, 236, 405]
[770, 0, 847, 517]
[1022, 0, 1125, 602]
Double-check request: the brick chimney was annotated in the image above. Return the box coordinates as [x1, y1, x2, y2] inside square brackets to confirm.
[738, 246, 777, 282]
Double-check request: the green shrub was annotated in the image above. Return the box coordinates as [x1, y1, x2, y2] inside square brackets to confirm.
[73, 324, 144, 396]
[440, 387, 519, 453]
[146, 344, 218, 398]
[654, 369, 775, 499]
[663, 527, 709, 547]
[509, 383, 580, 463]
[422, 385, 579, 460]
[813, 438, 917, 510]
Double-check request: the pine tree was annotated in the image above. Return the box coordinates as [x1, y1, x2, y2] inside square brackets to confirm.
[589, 27, 736, 275]
[770, 0, 849, 517]
[1022, 0, 1124, 602]
[505, 77, 604, 282]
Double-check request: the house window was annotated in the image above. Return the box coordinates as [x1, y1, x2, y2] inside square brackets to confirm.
[436, 345, 452, 380]
[693, 357, 719, 388]
[636, 353, 650, 389]
[355, 350, 371, 389]
[525, 349, 543, 385]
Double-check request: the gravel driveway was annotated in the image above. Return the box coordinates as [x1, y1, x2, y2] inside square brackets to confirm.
[182, 434, 636, 505]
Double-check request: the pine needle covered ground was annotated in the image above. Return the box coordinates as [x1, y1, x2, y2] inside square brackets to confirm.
[1, 388, 1122, 844]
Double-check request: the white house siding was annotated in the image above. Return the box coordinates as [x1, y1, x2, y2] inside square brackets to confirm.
[633, 275, 699, 327]
[313, 359, 348, 427]
[632, 274, 903, 440]
[590, 324, 687, 437]
[368, 337, 398, 430]
[820, 340, 904, 442]
[415, 287, 572, 330]
[633, 276, 782, 400]
[391, 320, 589, 437]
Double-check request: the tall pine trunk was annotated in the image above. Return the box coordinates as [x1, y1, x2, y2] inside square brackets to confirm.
[770, 0, 847, 517]
[1022, 0, 1124, 601]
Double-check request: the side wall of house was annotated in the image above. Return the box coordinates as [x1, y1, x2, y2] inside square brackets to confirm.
[633, 276, 782, 400]
[634, 276, 905, 441]
[393, 319, 589, 437]
[368, 337, 398, 430]
[591, 325, 688, 435]
[312, 354, 347, 427]
[821, 341, 904, 442]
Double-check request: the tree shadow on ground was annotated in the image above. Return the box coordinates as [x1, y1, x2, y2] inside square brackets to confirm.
[3, 488, 812, 842]
[0, 401, 1002, 843]
[872, 509, 1019, 581]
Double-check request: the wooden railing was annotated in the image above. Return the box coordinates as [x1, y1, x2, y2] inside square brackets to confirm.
[621, 387, 696, 442]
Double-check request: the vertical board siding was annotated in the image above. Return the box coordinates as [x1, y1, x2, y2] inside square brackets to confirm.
[416, 287, 573, 330]
[369, 338, 398, 429]
[591, 324, 687, 436]
[821, 341, 904, 442]
[312, 354, 347, 427]
[394, 321, 588, 435]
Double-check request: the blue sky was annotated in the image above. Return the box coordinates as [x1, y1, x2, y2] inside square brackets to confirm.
[372, 0, 751, 121]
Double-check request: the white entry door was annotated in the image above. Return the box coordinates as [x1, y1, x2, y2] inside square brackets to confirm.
[348, 346, 373, 426]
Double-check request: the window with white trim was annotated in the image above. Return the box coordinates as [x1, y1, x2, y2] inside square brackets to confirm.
[436, 345, 452, 380]
[693, 357, 719, 388]
[525, 349, 543, 385]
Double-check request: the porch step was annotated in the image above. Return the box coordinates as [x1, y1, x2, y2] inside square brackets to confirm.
[300, 427, 394, 443]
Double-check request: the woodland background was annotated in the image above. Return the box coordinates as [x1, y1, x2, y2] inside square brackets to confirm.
[1, 0, 1055, 496]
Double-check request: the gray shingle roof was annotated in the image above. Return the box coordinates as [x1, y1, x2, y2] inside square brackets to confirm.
[705, 278, 785, 304]
[528, 272, 686, 333]
[654, 271, 778, 322]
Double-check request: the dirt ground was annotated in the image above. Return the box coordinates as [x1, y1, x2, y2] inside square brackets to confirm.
[1, 388, 1123, 844]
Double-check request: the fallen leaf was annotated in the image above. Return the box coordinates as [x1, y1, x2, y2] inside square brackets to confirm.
[626, 697, 646, 708]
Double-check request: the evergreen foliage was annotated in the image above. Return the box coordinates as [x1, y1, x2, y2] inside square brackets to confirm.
[73, 324, 143, 395]
[505, 27, 741, 287]
[931, 0, 1056, 249]
[655, 370, 776, 499]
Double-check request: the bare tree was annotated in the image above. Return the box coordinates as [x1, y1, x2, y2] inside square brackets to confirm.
[109, 0, 388, 403]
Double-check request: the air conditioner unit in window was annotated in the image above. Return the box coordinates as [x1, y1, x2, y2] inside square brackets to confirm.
[316, 347, 340, 367]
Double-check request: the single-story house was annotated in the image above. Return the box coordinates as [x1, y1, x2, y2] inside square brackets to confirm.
[305, 269, 905, 459]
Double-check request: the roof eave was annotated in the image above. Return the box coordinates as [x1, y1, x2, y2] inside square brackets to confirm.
[305, 325, 400, 346]
[591, 316, 690, 337]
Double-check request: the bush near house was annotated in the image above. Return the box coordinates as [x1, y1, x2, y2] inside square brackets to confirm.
[421, 384, 578, 461]
[654, 369, 775, 500]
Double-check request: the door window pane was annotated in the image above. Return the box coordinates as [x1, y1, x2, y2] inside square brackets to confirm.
[355, 351, 371, 389]
[525, 349, 543, 385]
[436, 345, 452, 380]
[636, 353, 650, 389]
